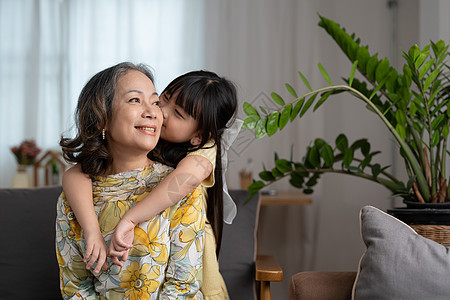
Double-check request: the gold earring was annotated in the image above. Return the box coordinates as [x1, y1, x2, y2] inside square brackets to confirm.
[102, 129, 106, 140]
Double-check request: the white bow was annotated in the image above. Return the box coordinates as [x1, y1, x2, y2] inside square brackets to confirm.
[221, 118, 244, 224]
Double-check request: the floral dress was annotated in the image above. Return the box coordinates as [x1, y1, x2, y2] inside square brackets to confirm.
[55, 163, 206, 300]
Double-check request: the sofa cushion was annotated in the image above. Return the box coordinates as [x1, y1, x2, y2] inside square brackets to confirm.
[219, 190, 259, 300]
[0, 186, 62, 300]
[353, 205, 450, 300]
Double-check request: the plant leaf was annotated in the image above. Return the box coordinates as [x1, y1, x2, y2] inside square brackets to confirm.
[300, 94, 318, 117]
[320, 144, 334, 167]
[423, 67, 441, 91]
[271, 92, 285, 106]
[349, 60, 358, 86]
[242, 115, 260, 130]
[375, 58, 390, 83]
[255, 117, 267, 139]
[276, 159, 293, 173]
[343, 148, 354, 167]
[318, 63, 333, 85]
[243, 102, 259, 116]
[313, 91, 332, 112]
[259, 170, 275, 181]
[418, 58, 435, 79]
[291, 98, 305, 121]
[336, 134, 349, 152]
[279, 104, 292, 130]
[298, 71, 312, 91]
[307, 146, 321, 168]
[266, 112, 280, 136]
[285, 83, 298, 98]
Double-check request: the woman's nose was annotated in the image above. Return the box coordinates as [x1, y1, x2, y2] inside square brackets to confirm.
[143, 103, 159, 119]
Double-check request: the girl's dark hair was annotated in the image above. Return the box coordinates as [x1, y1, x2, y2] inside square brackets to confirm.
[60, 62, 154, 177]
[149, 70, 238, 254]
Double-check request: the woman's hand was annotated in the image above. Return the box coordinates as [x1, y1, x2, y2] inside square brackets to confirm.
[83, 229, 108, 274]
[109, 218, 135, 267]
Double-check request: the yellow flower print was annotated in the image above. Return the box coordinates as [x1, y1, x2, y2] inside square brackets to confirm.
[120, 262, 160, 300]
[170, 189, 203, 229]
[129, 221, 168, 264]
[175, 282, 190, 294]
[98, 201, 131, 234]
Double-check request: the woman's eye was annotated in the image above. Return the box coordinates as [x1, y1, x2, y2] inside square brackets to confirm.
[129, 98, 140, 103]
[153, 100, 161, 106]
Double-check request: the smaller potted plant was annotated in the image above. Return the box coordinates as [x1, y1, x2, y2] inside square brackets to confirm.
[10, 139, 41, 188]
[11, 139, 42, 169]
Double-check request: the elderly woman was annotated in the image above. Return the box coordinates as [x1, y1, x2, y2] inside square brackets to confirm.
[56, 62, 205, 299]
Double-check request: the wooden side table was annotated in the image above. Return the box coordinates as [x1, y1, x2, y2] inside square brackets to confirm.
[260, 190, 312, 206]
[257, 190, 312, 254]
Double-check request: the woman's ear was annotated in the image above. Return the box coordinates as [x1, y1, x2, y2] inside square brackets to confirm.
[190, 132, 202, 146]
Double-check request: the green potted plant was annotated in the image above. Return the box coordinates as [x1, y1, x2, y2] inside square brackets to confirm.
[243, 15, 450, 233]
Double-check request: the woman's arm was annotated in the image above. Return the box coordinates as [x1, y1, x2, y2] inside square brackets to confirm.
[62, 165, 107, 273]
[109, 155, 212, 264]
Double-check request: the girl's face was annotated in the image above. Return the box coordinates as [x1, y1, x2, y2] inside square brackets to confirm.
[107, 70, 162, 156]
[159, 92, 201, 145]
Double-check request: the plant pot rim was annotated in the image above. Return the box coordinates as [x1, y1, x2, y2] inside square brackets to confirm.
[403, 200, 450, 209]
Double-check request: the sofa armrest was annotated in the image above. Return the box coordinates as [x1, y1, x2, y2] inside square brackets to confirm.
[255, 255, 283, 300]
[288, 271, 356, 300]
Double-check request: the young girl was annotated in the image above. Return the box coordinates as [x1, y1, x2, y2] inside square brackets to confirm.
[62, 70, 240, 299]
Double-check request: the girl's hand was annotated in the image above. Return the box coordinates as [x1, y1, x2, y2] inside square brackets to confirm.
[109, 218, 135, 267]
[83, 229, 108, 274]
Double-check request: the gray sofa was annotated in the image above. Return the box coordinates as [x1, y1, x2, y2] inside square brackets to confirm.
[0, 186, 262, 299]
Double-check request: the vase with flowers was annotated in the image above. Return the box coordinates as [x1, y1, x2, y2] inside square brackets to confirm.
[10, 139, 41, 187]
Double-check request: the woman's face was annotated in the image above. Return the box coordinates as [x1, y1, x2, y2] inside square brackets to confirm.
[159, 92, 201, 145]
[107, 70, 162, 156]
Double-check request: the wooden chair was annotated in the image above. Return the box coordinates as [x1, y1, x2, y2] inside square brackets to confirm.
[220, 190, 283, 300]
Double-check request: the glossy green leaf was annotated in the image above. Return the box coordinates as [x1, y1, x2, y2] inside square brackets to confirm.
[248, 180, 265, 192]
[414, 52, 428, 70]
[307, 146, 321, 168]
[266, 112, 280, 136]
[259, 170, 275, 181]
[313, 91, 332, 112]
[395, 123, 406, 140]
[271, 167, 283, 178]
[298, 71, 312, 91]
[255, 117, 267, 139]
[349, 60, 358, 86]
[242, 115, 260, 130]
[300, 94, 318, 117]
[432, 130, 440, 147]
[343, 148, 354, 167]
[243, 102, 259, 116]
[443, 124, 449, 138]
[276, 159, 293, 173]
[431, 114, 445, 130]
[259, 106, 268, 115]
[375, 58, 390, 83]
[356, 47, 370, 73]
[271, 92, 285, 106]
[291, 98, 304, 121]
[285, 83, 298, 98]
[336, 134, 349, 152]
[318, 63, 333, 85]
[320, 144, 334, 167]
[371, 163, 382, 177]
[424, 67, 441, 91]
[279, 104, 292, 130]
[366, 55, 379, 81]
[418, 58, 435, 79]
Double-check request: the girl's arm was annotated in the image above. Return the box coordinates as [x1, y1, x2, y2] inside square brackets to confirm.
[62, 165, 107, 273]
[109, 155, 212, 265]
